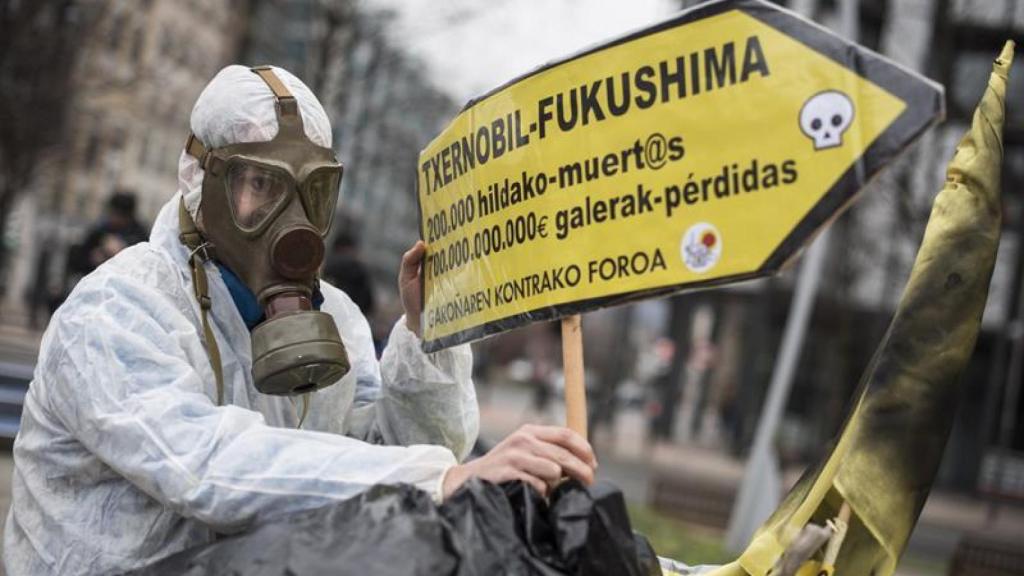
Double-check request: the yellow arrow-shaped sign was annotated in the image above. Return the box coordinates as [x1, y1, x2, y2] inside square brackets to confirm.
[417, 0, 943, 351]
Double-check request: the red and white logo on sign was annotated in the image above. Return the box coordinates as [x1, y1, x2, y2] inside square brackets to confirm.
[681, 222, 722, 273]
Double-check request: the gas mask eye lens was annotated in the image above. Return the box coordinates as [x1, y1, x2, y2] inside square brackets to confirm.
[226, 162, 290, 230]
[301, 167, 341, 234]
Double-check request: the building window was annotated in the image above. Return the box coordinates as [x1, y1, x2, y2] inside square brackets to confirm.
[160, 26, 174, 60]
[138, 132, 151, 168]
[108, 12, 126, 51]
[84, 130, 102, 167]
[131, 26, 145, 65]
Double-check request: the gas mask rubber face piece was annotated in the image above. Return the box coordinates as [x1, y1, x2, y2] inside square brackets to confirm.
[185, 67, 349, 396]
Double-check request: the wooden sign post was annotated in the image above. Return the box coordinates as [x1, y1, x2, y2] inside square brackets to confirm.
[561, 315, 587, 439]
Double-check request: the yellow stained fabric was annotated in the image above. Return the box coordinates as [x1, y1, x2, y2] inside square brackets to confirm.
[704, 40, 1014, 576]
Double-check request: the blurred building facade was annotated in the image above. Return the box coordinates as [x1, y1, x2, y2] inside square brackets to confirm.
[58, 0, 248, 222]
[4, 0, 248, 320]
[5, 0, 458, 332]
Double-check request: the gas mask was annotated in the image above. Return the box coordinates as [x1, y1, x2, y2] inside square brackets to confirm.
[180, 66, 350, 397]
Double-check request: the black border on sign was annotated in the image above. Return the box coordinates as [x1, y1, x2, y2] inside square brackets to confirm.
[418, 0, 944, 353]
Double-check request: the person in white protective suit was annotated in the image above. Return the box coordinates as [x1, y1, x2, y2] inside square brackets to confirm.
[4, 65, 597, 576]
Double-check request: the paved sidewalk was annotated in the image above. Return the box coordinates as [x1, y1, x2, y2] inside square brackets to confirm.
[638, 441, 1024, 564]
[0, 323, 42, 366]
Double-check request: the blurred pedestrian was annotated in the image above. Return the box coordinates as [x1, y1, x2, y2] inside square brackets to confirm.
[49, 191, 148, 315]
[74, 190, 148, 276]
[321, 228, 375, 317]
[525, 321, 560, 422]
[27, 246, 52, 329]
[322, 227, 381, 353]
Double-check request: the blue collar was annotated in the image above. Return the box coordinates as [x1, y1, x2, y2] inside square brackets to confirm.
[216, 263, 264, 330]
[215, 263, 325, 331]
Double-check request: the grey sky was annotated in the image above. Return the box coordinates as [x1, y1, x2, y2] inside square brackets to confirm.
[374, 0, 678, 103]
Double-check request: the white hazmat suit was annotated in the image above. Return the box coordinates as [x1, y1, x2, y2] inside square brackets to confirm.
[4, 65, 479, 575]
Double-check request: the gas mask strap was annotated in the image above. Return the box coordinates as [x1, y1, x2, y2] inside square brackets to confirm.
[184, 133, 208, 163]
[178, 197, 226, 406]
[251, 66, 299, 117]
[297, 394, 310, 429]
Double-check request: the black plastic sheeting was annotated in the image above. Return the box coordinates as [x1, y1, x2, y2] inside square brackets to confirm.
[128, 479, 663, 575]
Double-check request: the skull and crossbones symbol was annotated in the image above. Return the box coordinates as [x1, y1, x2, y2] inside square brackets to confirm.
[799, 91, 855, 150]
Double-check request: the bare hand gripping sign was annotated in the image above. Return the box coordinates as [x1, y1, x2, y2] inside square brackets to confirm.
[417, 0, 943, 352]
